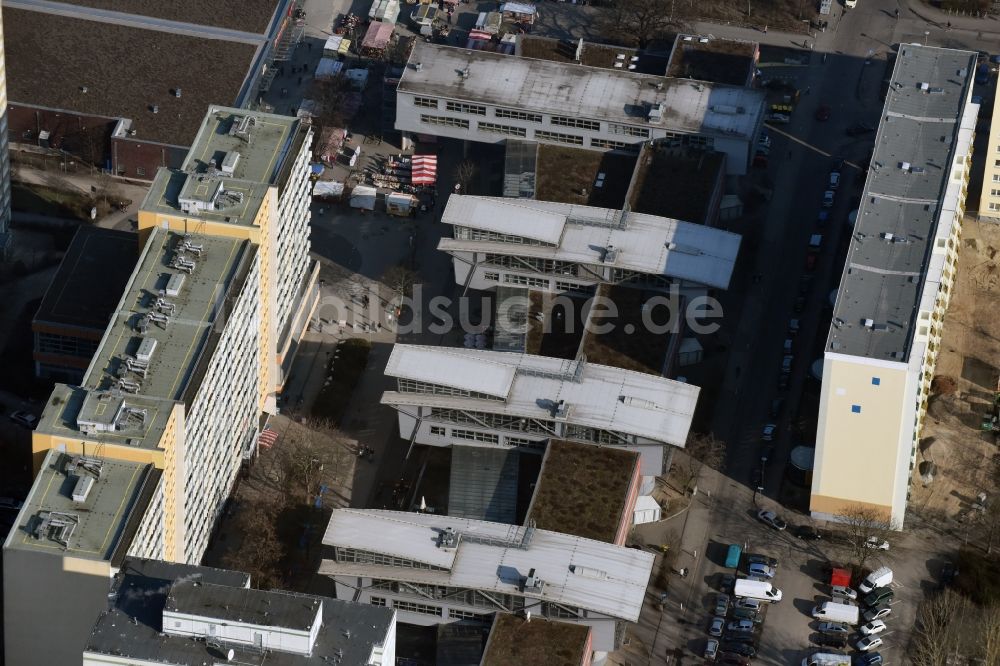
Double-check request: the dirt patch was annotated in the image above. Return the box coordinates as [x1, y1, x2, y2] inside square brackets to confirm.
[911, 219, 1000, 527]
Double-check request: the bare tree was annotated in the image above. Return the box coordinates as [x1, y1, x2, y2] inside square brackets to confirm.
[675, 432, 725, 493]
[979, 604, 1000, 665]
[282, 426, 341, 505]
[598, 0, 682, 48]
[309, 75, 350, 131]
[838, 504, 894, 572]
[382, 264, 419, 300]
[223, 502, 284, 589]
[911, 589, 972, 666]
[454, 160, 477, 194]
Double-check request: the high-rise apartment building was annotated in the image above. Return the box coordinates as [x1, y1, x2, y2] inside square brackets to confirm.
[811, 45, 977, 527]
[0, 3, 11, 256]
[4, 106, 317, 666]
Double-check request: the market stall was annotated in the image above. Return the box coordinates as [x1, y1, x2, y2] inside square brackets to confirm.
[350, 185, 378, 210]
[313, 180, 345, 201]
[361, 21, 395, 59]
[411, 154, 437, 186]
[500, 2, 537, 25]
[315, 58, 345, 81]
[410, 4, 440, 27]
[369, 0, 401, 24]
[315, 127, 348, 165]
[386, 192, 418, 217]
[323, 34, 352, 57]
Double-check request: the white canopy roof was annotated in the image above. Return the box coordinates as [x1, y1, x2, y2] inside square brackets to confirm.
[322, 509, 654, 621]
[383, 345, 698, 446]
[439, 196, 741, 289]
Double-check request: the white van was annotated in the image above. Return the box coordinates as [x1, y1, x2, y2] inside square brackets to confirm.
[858, 566, 893, 594]
[811, 601, 859, 624]
[734, 578, 783, 602]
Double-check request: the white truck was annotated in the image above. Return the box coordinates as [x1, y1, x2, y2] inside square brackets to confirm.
[734, 578, 783, 602]
[802, 653, 851, 666]
[859, 566, 893, 594]
[811, 601, 859, 624]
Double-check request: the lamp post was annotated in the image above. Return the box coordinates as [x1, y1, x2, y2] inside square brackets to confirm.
[753, 455, 768, 504]
[924, 30, 930, 46]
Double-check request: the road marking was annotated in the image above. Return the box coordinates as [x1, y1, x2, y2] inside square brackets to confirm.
[763, 123, 864, 171]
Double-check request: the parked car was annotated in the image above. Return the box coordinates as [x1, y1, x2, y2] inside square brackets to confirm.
[793, 296, 806, 313]
[788, 318, 800, 335]
[817, 622, 850, 635]
[747, 563, 776, 579]
[709, 616, 725, 637]
[831, 156, 845, 171]
[9, 411, 38, 429]
[815, 634, 848, 648]
[795, 524, 822, 540]
[831, 585, 857, 600]
[864, 587, 894, 607]
[864, 605, 892, 622]
[822, 190, 835, 208]
[769, 398, 784, 418]
[777, 374, 789, 390]
[714, 594, 730, 617]
[704, 638, 720, 660]
[727, 620, 755, 633]
[805, 253, 818, 271]
[720, 643, 757, 658]
[860, 619, 887, 636]
[781, 355, 794, 374]
[720, 573, 736, 593]
[856, 635, 884, 651]
[757, 510, 787, 530]
[856, 653, 883, 665]
[722, 632, 756, 645]
[761, 424, 776, 441]
[829, 171, 841, 190]
[718, 654, 752, 666]
[730, 607, 763, 623]
[865, 536, 890, 551]
[815, 105, 831, 121]
[733, 597, 761, 611]
[747, 554, 778, 568]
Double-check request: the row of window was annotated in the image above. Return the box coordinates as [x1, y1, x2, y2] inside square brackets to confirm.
[534, 130, 584, 146]
[504, 274, 550, 288]
[454, 225, 553, 246]
[420, 114, 470, 129]
[450, 428, 500, 444]
[413, 99, 649, 142]
[398, 377, 504, 401]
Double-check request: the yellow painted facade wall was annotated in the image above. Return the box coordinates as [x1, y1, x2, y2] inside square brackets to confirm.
[30, 431, 163, 473]
[980, 93, 1000, 219]
[811, 357, 909, 520]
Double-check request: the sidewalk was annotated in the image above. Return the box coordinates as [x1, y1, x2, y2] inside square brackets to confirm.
[901, 0, 1000, 33]
[13, 164, 148, 231]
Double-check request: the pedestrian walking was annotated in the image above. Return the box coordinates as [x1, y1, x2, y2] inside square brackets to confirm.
[894, 8, 899, 18]
[763, 24, 767, 34]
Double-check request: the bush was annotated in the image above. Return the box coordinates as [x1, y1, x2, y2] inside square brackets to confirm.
[955, 547, 1000, 605]
[931, 375, 958, 395]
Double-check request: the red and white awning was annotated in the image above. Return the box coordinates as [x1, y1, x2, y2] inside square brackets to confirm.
[411, 155, 438, 186]
[258, 428, 279, 449]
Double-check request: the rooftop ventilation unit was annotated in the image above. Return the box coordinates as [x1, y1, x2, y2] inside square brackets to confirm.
[71, 475, 95, 503]
[619, 395, 662, 410]
[437, 527, 459, 549]
[647, 103, 666, 123]
[863, 318, 875, 329]
[34, 511, 79, 548]
[147, 311, 170, 329]
[699, 37, 710, 43]
[155, 298, 176, 315]
[570, 565, 607, 580]
[119, 379, 141, 393]
[172, 256, 196, 274]
[553, 399, 570, 419]
[523, 568, 545, 594]
[414, 62, 423, 71]
[221, 151, 240, 175]
[603, 245, 619, 264]
[174, 88, 182, 98]
[229, 115, 257, 141]
[666, 241, 706, 256]
[919, 82, 930, 91]
[165, 273, 186, 296]
[900, 162, 911, 171]
[881, 232, 895, 242]
[180, 239, 203, 256]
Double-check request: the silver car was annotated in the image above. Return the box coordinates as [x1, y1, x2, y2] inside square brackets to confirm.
[747, 563, 775, 579]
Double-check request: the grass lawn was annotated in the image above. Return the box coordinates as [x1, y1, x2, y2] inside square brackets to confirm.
[11, 182, 93, 221]
[310, 338, 372, 425]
